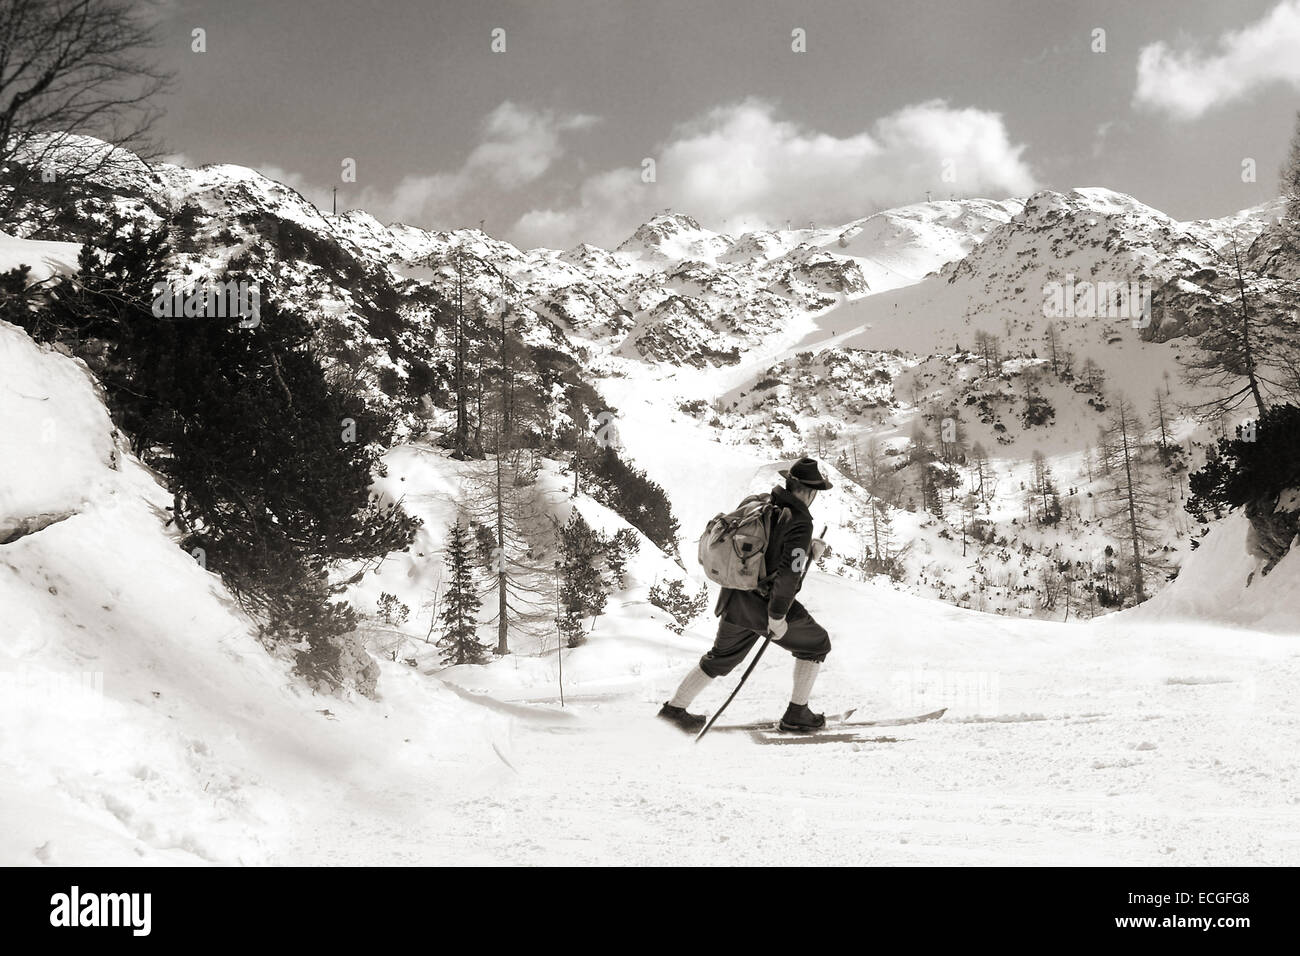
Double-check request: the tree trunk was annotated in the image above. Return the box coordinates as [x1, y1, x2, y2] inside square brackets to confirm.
[1118, 406, 1146, 601]
[1232, 240, 1268, 420]
[455, 253, 468, 451]
[495, 424, 508, 655]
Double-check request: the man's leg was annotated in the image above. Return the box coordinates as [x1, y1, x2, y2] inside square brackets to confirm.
[772, 601, 832, 730]
[667, 665, 711, 710]
[658, 619, 761, 731]
[790, 659, 820, 706]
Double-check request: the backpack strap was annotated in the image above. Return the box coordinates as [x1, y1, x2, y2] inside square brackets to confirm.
[754, 502, 788, 598]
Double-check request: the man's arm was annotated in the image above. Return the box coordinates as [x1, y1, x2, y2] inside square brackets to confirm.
[767, 508, 813, 622]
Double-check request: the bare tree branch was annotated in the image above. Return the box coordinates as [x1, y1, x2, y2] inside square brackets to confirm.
[0, 0, 173, 220]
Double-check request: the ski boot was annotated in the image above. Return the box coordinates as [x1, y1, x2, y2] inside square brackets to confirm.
[658, 702, 707, 733]
[778, 702, 826, 733]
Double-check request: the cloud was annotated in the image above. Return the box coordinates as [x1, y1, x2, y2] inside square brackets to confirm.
[357, 102, 596, 227]
[510, 98, 1037, 249]
[466, 102, 597, 189]
[1133, 0, 1300, 120]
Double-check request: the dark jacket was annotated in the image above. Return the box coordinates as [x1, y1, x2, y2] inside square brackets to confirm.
[715, 485, 814, 627]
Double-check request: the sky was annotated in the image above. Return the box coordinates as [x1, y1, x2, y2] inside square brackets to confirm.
[147, 0, 1300, 249]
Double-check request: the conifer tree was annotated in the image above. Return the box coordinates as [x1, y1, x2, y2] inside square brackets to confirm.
[557, 512, 611, 647]
[968, 441, 995, 506]
[438, 516, 489, 665]
[1181, 238, 1297, 420]
[648, 578, 708, 634]
[605, 528, 640, 589]
[1044, 323, 1062, 376]
[865, 500, 896, 575]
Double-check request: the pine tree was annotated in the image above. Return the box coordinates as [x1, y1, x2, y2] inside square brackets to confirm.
[959, 491, 979, 556]
[968, 441, 995, 506]
[453, 247, 469, 453]
[1029, 450, 1062, 525]
[461, 454, 554, 654]
[922, 464, 945, 519]
[557, 512, 611, 647]
[1080, 357, 1106, 394]
[648, 578, 708, 634]
[974, 331, 1002, 377]
[1022, 364, 1054, 426]
[865, 500, 895, 575]
[376, 592, 410, 626]
[605, 528, 640, 589]
[41, 213, 418, 691]
[859, 437, 898, 507]
[937, 408, 968, 464]
[437, 516, 489, 665]
[907, 418, 933, 466]
[586, 444, 681, 554]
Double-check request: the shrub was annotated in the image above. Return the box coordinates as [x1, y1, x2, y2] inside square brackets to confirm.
[37, 213, 419, 694]
[1188, 405, 1300, 518]
[648, 579, 708, 634]
[587, 446, 681, 554]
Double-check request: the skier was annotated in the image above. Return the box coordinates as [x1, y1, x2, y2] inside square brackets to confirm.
[659, 457, 832, 733]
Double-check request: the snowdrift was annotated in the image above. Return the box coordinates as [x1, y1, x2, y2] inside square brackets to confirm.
[0, 231, 80, 283]
[1136, 512, 1299, 634]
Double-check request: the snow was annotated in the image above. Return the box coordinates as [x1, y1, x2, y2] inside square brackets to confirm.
[817, 198, 1022, 293]
[300, 336, 1298, 865]
[0, 321, 114, 535]
[288, 558, 1300, 865]
[1137, 512, 1299, 633]
[0, 231, 81, 283]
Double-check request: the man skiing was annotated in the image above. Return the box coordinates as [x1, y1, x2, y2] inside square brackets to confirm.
[659, 457, 832, 733]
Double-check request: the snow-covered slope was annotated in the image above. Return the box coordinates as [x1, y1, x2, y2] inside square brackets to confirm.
[1138, 511, 1299, 633]
[0, 231, 80, 283]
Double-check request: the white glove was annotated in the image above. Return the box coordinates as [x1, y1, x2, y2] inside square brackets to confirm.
[810, 538, 827, 561]
[767, 616, 788, 639]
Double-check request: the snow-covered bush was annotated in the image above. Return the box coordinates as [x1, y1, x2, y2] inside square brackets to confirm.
[649, 578, 708, 633]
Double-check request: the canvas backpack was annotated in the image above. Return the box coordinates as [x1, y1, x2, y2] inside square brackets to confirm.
[697, 493, 780, 590]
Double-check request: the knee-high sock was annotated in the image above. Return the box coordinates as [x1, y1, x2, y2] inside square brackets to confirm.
[669, 665, 712, 709]
[790, 660, 821, 706]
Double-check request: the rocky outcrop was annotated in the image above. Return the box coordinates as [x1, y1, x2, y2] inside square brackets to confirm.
[0, 510, 77, 545]
[1245, 486, 1300, 575]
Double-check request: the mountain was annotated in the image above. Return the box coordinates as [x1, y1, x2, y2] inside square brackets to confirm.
[4, 139, 1298, 624]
